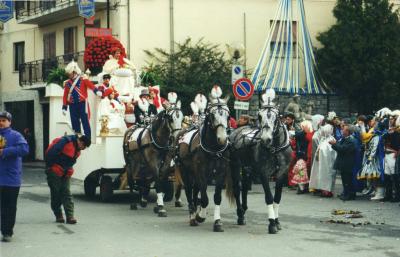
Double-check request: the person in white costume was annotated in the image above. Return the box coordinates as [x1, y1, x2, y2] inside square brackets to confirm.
[97, 88, 127, 135]
[309, 124, 337, 196]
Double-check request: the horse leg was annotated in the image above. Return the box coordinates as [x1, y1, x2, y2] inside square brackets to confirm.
[128, 161, 140, 210]
[213, 177, 224, 232]
[259, 168, 278, 234]
[153, 178, 167, 217]
[272, 174, 286, 230]
[182, 174, 197, 226]
[174, 183, 184, 207]
[195, 184, 208, 224]
[231, 160, 246, 225]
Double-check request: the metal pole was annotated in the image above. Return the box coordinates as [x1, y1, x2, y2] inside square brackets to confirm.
[107, 0, 110, 29]
[243, 12, 247, 77]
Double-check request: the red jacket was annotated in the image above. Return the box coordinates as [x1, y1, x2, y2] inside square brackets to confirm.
[63, 77, 97, 107]
[45, 135, 81, 177]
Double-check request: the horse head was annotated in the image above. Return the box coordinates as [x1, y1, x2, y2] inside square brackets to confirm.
[163, 100, 184, 138]
[259, 89, 279, 148]
[207, 95, 230, 145]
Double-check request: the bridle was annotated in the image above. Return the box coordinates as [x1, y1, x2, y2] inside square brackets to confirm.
[150, 106, 183, 150]
[199, 101, 230, 157]
[258, 106, 289, 153]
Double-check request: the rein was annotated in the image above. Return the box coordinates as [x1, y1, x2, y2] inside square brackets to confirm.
[259, 106, 290, 153]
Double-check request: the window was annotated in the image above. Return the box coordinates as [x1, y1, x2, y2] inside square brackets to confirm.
[14, 42, 25, 72]
[64, 27, 77, 55]
[270, 20, 297, 57]
[43, 32, 56, 59]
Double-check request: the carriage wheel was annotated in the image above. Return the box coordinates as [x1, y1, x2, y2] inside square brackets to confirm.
[84, 175, 98, 198]
[100, 175, 114, 202]
[163, 180, 174, 202]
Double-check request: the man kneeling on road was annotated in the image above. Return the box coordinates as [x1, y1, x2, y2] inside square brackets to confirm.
[45, 135, 91, 224]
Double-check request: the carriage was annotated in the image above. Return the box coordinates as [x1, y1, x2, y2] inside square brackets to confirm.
[45, 79, 175, 203]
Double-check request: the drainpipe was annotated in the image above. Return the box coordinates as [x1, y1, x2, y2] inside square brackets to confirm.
[169, 0, 175, 80]
[127, 0, 131, 58]
[107, 0, 110, 28]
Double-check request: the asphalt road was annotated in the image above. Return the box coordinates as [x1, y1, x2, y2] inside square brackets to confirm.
[1, 163, 400, 257]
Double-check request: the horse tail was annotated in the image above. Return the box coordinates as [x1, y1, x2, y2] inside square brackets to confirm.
[225, 165, 235, 206]
[174, 165, 184, 186]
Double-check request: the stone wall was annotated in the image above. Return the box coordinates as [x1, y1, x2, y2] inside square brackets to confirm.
[248, 93, 352, 118]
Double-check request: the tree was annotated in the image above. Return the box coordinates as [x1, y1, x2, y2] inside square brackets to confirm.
[143, 38, 233, 113]
[316, 0, 400, 113]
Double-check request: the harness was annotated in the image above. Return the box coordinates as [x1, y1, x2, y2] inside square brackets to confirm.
[259, 106, 290, 153]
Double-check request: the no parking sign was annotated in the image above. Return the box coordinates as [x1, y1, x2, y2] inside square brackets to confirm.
[232, 78, 254, 101]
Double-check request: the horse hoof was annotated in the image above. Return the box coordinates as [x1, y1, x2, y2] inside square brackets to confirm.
[275, 219, 282, 230]
[268, 224, 278, 234]
[158, 210, 168, 217]
[175, 201, 184, 208]
[213, 220, 224, 232]
[237, 217, 246, 225]
[153, 206, 159, 213]
[140, 200, 148, 208]
[190, 219, 199, 226]
[130, 203, 138, 210]
[195, 214, 206, 223]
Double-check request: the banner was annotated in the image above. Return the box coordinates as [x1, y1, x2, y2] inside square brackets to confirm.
[0, 0, 13, 23]
[77, 0, 95, 19]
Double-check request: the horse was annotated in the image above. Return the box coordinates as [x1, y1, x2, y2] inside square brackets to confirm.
[229, 89, 291, 234]
[123, 102, 183, 217]
[175, 93, 231, 232]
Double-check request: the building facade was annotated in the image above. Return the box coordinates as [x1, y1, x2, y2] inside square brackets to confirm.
[1, 0, 398, 160]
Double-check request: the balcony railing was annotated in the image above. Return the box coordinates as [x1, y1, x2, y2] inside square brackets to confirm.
[19, 52, 85, 87]
[15, 0, 107, 25]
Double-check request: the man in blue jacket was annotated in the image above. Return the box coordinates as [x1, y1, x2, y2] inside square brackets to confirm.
[0, 111, 29, 242]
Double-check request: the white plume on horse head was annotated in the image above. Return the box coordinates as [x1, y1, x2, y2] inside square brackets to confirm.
[138, 98, 150, 112]
[176, 100, 182, 109]
[375, 107, 392, 119]
[168, 92, 178, 104]
[210, 85, 223, 99]
[195, 94, 207, 113]
[191, 102, 199, 115]
[65, 61, 81, 75]
[262, 88, 276, 106]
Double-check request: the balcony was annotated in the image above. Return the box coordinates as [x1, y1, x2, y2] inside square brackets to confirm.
[19, 52, 85, 88]
[15, 0, 107, 26]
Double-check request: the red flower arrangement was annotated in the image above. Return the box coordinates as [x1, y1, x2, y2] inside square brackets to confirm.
[84, 36, 127, 72]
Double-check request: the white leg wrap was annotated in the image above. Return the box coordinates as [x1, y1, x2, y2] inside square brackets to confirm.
[273, 203, 279, 219]
[199, 207, 207, 219]
[190, 213, 196, 220]
[157, 193, 164, 206]
[214, 205, 221, 220]
[267, 204, 275, 220]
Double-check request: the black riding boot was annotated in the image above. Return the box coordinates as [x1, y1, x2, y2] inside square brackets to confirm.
[391, 175, 400, 202]
[384, 175, 393, 202]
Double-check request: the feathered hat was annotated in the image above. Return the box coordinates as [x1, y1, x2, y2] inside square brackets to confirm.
[327, 111, 337, 121]
[65, 61, 81, 75]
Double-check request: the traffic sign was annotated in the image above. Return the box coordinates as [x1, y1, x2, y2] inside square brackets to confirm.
[231, 65, 244, 85]
[232, 78, 254, 101]
[234, 101, 249, 110]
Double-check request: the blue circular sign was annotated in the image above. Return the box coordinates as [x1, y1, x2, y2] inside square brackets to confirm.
[234, 66, 242, 75]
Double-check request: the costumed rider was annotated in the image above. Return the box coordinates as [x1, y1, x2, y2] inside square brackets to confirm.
[97, 73, 119, 100]
[62, 61, 102, 137]
[149, 86, 167, 113]
[134, 88, 157, 126]
[97, 88, 127, 135]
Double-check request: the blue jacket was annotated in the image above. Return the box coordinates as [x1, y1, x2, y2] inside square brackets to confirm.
[0, 127, 29, 187]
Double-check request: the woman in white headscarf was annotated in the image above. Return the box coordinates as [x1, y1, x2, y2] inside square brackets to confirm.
[309, 124, 337, 197]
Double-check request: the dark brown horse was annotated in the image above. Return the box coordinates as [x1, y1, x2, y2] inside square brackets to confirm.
[123, 103, 183, 217]
[175, 96, 232, 232]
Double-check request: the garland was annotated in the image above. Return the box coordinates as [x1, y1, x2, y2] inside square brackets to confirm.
[84, 36, 127, 71]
